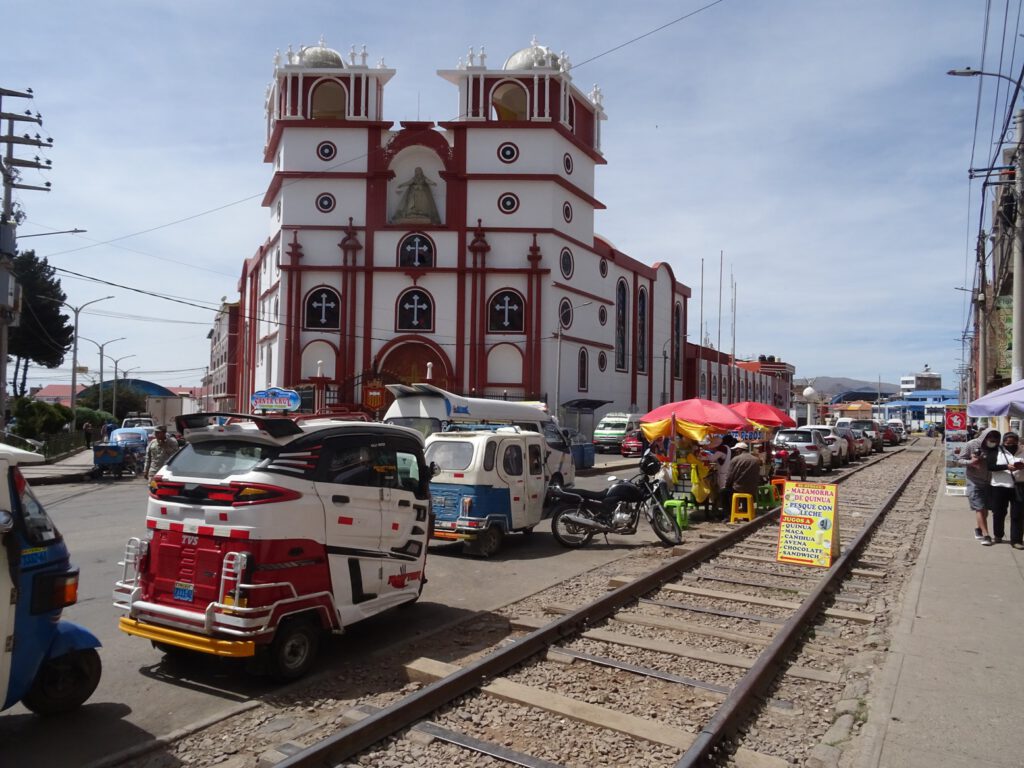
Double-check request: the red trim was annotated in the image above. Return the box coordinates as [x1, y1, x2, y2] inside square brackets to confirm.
[438, 119, 607, 165]
[262, 172, 372, 206]
[551, 281, 614, 306]
[463, 174, 604, 210]
[263, 120, 393, 163]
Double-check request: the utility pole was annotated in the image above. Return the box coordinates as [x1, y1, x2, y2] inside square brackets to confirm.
[0, 87, 52, 429]
[975, 230, 988, 397]
[1013, 110, 1024, 383]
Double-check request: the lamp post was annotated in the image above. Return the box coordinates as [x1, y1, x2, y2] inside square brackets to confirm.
[64, 296, 114, 435]
[553, 300, 592, 424]
[106, 353, 135, 422]
[79, 335, 125, 414]
[802, 386, 817, 426]
[949, 67, 1024, 383]
[661, 338, 672, 405]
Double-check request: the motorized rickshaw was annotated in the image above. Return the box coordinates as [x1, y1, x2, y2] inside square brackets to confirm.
[91, 427, 148, 478]
[1, 444, 102, 713]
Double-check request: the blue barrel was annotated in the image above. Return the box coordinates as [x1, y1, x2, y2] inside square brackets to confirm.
[571, 442, 596, 469]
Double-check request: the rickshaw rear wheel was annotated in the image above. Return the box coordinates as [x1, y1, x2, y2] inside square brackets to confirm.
[464, 525, 503, 558]
[269, 616, 321, 682]
[21, 648, 101, 715]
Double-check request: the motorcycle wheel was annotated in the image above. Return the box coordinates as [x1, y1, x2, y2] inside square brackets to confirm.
[21, 648, 102, 715]
[550, 505, 595, 548]
[647, 501, 682, 546]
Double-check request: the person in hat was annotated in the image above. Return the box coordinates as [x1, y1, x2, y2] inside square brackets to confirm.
[144, 425, 179, 480]
[720, 441, 762, 522]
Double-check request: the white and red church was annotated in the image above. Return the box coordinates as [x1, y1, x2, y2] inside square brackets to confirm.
[230, 37, 788, 418]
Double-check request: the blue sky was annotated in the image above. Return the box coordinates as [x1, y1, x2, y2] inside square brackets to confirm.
[1, 1, 997, 394]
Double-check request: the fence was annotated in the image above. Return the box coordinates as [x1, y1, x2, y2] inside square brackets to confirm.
[1, 431, 79, 460]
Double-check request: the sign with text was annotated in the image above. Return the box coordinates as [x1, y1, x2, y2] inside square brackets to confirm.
[776, 481, 840, 568]
[944, 405, 968, 496]
[250, 387, 301, 412]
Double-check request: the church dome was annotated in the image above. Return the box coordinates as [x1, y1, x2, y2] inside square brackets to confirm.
[301, 41, 344, 68]
[503, 38, 562, 70]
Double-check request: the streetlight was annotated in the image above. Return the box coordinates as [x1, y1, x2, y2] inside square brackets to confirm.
[64, 296, 114, 435]
[553, 300, 592, 424]
[106, 353, 135, 421]
[661, 338, 673, 405]
[949, 66, 1024, 384]
[802, 386, 817, 426]
[79, 335, 124, 413]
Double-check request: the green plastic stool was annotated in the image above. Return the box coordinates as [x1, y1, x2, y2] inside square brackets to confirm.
[756, 485, 776, 511]
[663, 499, 690, 530]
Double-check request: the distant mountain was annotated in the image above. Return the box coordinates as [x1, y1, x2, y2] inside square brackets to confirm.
[793, 377, 900, 397]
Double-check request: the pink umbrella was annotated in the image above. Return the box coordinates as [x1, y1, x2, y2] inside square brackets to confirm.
[641, 398, 748, 432]
[729, 401, 796, 428]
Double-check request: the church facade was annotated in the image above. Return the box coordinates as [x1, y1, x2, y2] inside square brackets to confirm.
[235, 38, 694, 417]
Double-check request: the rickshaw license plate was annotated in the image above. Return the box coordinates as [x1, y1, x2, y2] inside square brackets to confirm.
[173, 581, 194, 602]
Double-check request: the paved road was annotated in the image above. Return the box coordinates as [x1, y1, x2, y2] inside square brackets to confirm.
[0, 458, 651, 767]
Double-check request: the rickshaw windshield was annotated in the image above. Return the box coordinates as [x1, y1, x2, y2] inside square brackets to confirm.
[166, 440, 275, 479]
[424, 440, 475, 471]
[386, 417, 441, 438]
[10, 468, 60, 546]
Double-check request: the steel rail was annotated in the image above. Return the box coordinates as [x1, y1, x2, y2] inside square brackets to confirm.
[275, 448, 911, 768]
[673, 448, 932, 767]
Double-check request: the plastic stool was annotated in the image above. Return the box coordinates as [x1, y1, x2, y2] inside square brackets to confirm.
[770, 477, 788, 501]
[756, 485, 776, 511]
[663, 499, 689, 530]
[729, 493, 755, 523]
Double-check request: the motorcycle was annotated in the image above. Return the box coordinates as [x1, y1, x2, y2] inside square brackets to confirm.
[1, 445, 101, 714]
[548, 453, 682, 548]
[771, 443, 808, 482]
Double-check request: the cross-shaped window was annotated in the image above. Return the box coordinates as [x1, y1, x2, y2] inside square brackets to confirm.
[397, 233, 435, 268]
[488, 290, 525, 333]
[304, 286, 341, 329]
[396, 289, 434, 332]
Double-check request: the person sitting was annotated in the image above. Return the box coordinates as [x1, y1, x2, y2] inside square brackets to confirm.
[720, 442, 762, 521]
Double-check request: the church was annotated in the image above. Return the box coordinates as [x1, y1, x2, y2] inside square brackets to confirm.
[234, 37, 695, 418]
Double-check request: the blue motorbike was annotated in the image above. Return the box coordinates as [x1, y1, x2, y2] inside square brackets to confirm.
[1, 445, 101, 714]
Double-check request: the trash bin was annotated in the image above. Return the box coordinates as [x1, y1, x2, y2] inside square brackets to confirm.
[571, 442, 595, 469]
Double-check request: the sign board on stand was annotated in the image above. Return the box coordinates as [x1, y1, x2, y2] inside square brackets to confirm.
[944, 405, 968, 496]
[776, 481, 840, 568]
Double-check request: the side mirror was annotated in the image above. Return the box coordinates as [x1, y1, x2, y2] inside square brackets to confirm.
[0, 509, 12, 534]
[430, 461, 441, 477]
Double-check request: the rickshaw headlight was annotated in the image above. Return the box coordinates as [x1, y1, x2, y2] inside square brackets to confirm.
[30, 569, 80, 614]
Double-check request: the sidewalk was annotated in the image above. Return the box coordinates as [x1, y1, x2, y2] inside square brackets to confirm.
[859, 476, 1024, 767]
[20, 448, 97, 485]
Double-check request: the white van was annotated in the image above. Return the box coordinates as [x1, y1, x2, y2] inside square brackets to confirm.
[384, 383, 575, 490]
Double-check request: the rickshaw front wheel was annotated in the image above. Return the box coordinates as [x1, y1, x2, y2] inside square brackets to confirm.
[21, 648, 101, 715]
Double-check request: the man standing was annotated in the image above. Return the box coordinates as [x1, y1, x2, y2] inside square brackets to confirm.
[720, 441, 762, 522]
[959, 426, 1000, 545]
[144, 425, 179, 480]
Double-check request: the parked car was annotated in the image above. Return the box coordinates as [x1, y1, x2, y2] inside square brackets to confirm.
[849, 428, 872, 458]
[773, 428, 833, 476]
[849, 419, 884, 452]
[887, 420, 907, 443]
[881, 426, 900, 446]
[835, 427, 859, 461]
[620, 429, 647, 458]
[805, 424, 849, 468]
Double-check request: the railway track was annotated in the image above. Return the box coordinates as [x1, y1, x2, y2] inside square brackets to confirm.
[226, 442, 934, 768]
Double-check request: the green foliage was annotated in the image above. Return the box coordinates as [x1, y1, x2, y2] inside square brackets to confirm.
[8, 250, 73, 380]
[77, 385, 146, 421]
[11, 397, 68, 439]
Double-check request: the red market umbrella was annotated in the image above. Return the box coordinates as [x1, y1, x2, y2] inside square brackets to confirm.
[730, 401, 796, 428]
[641, 398, 748, 433]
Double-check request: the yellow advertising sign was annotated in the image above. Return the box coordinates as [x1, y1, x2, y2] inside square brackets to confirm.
[776, 481, 840, 568]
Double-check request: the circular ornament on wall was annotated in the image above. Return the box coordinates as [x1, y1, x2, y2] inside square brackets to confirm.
[563, 153, 574, 174]
[562, 201, 573, 222]
[598, 306, 608, 325]
[558, 298, 574, 329]
[559, 248, 574, 279]
[497, 142, 520, 164]
[498, 192, 520, 214]
[598, 351, 608, 371]
[315, 192, 336, 213]
[316, 141, 337, 162]
[599, 258, 608, 278]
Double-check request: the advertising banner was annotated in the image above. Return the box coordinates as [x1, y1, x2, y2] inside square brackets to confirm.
[944, 405, 968, 495]
[776, 481, 840, 568]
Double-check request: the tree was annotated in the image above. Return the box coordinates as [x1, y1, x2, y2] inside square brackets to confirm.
[8, 250, 73, 396]
[77, 384, 146, 422]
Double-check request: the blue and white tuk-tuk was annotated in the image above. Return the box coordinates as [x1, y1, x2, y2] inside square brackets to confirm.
[1, 445, 101, 714]
[424, 429, 548, 557]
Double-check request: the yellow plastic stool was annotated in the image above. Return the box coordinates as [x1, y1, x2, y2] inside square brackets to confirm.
[663, 499, 689, 530]
[729, 493, 755, 523]
[756, 485, 776, 511]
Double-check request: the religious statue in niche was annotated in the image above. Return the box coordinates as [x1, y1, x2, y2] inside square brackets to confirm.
[392, 167, 441, 225]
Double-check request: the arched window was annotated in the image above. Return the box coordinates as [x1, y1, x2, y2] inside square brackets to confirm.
[396, 288, 434, 332]
[672, 302, 682, 379]
[636, 288, 648, 374]
[491, 81, 529, 121]
[397, 232, 435, 268]
[712, 375, 719, 401]
[304, 286, 341, 330]
[489, 289, 525, 333]
[311, 81, 346, 119]
[577, 349, 588, 392]
[615, 279, 628, 371]
[700, 372, 707, 398]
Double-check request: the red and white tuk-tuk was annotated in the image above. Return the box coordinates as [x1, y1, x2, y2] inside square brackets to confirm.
[114, 412, 433, 680]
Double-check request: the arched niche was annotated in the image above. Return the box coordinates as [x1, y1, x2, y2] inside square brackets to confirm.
[301, 340, 337, 379]
[487, 343, 524, 384]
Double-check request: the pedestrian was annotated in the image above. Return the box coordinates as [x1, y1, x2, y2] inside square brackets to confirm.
[144, 425, 179, 480]
[82, 421, 94, 449]
[990, 432, 1024, 549]
[959, 426, 1001, 546]
[720, 441, 761, 522]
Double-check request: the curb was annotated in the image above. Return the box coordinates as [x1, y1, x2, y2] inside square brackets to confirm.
[25, 471, 94, 486]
